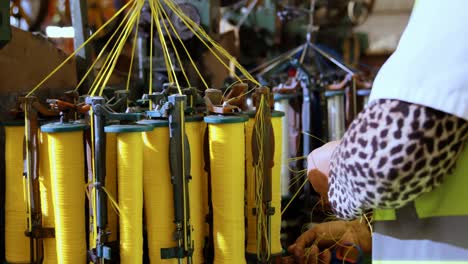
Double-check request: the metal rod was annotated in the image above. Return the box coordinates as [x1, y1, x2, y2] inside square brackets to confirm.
[71, 0, 94, 91]
[87, 96, 109, 262]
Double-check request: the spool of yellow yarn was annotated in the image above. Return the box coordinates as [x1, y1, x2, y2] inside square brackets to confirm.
[38, 131, 57, 264]
[270, 112, 284, 255]
[205, 115, 248, 264]
[245, 111, 284, 257]
[41, 122, 87, 264]
[4, 124, 30, 263]
[106, 124, 151, 264]
[245, 117, 257, 255]
[139, 119, 177, 264]
[105, 133, 118, 242]
[186, 116, 206, 263]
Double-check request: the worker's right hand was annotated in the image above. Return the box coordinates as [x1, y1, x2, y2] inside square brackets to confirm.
[287, 220, 372, 264]
[307, 140, 341, 199]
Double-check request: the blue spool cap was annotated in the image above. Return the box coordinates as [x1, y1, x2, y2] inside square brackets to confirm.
[324, 90, 345, 97]
[41, 122, 88, 133]
[136, 119, 169, 128]
[104, 124, 153, 133]
[204, 114, 249, 124]
[274, 93, 297, 101]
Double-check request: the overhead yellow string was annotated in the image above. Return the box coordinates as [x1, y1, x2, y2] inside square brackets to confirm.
[162, 0, 244, 84]
[150, 0, 182, 94]
[26, 0, 135, 97]
[76, 2, 137, 92]
[149, 1, 154, 108]
[163, 0, 259, 85]
[156, 3, 190, 87]
[126, 11, 141, 92]
[97, 4, 143, 96]
[148, 0, 174, 86]
[89, 2, 142, 96]
[156, 0, 209, 89]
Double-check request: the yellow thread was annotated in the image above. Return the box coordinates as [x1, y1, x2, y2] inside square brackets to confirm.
[127, 11, 141, 93]
[116, 131, 144, 264]
[47, 130, 87, 263]
[186, 121, 206, 263]
[142, 125, 177, 263]
[27, 0, 135, 97]
[149, 1, 155, 108]
[96, 3, 143, 96]
[150, 1, 181, 93]
[282, 178, 308, 215]
[162, 0, 244, 84]
[207, 120, 246, 264]
[163, 0, 259, 85]
[157, 5, 190, 87]
[156, 0, 209, 90]
[39, 131, 57, 264]
[4, 126, 30, 263]
[76, 1, 137, 92]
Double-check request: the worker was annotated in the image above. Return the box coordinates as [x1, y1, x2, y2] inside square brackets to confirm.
[289, 0, 468, 263]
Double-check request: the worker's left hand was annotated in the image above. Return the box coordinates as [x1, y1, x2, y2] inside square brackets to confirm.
[307, 140, 341, 199]
[288, 220, 371, 264]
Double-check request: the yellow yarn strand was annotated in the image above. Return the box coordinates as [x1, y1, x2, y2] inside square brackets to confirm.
[105, 133, 119, 242]
[77, 1, 137, 92]
[186, 121, 206, 263]
[150, 1, 181, 92]
[47, 131, 87, 264]
[4, 126, 30, 263]
[142, 125, 177, 263]
[271, 116, 283, 255]
[155, 0, 209, 89]
[39, 132, 57, 264]
[163, 0, 259, 85]
[27, 0, 135, 97]
[156, 3, 190, 87]
[208, 121, 246, 264]
[117, 132, 144, 264]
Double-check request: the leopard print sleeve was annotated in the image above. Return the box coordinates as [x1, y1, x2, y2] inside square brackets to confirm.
[328, 99, 468, 220]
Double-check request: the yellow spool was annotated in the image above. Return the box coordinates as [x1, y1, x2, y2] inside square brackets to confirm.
[186, 119, 206, 263]
[245, 118, 257, 255]
[271, 115, 283, 255]
[105, 133, 119, 242]
[111, 128, 145, 264]
[245, 113, 283, 257]
[43, 123, 87, 264]
[39, 131, 57, 264]
[141, 120, 176, 264]
[4, 125, 30, 263]
[205, 115, 247, 264]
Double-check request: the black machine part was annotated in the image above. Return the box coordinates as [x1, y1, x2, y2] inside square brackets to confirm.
[161, 95, 193, 263]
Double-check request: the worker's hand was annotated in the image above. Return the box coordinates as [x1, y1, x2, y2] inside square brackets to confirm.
[307, 140, 341, 199]
[288, 220, 371, 264]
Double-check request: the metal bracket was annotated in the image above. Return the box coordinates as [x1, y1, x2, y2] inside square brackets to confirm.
[165, 95, 194, 264]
